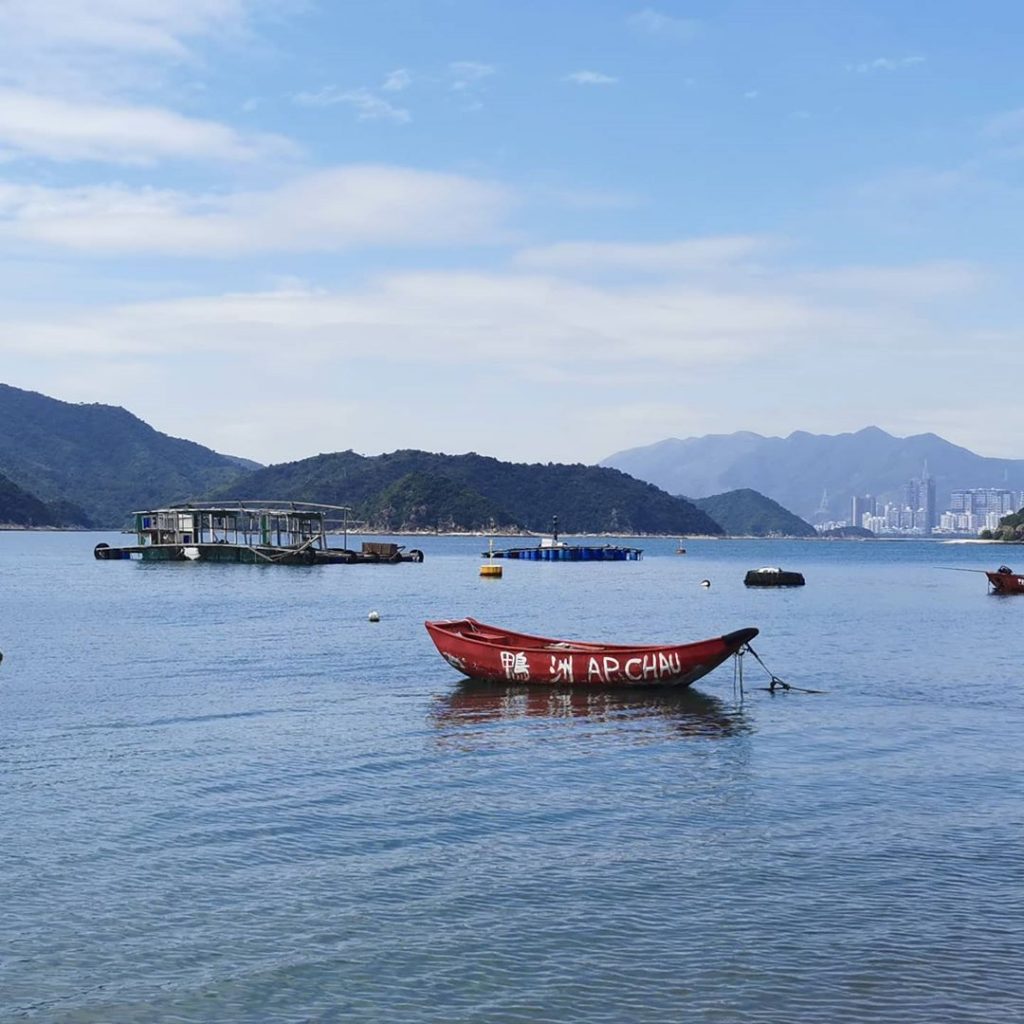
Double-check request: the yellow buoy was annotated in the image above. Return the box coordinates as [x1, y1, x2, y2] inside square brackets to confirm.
[481, 537, 502, 578]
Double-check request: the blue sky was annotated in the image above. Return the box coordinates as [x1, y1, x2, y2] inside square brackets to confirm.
[1, 0, 1022, 464]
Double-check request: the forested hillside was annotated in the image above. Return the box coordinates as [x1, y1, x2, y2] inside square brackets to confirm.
[213, 449, 724, 535]
[0, 383, 259, 526]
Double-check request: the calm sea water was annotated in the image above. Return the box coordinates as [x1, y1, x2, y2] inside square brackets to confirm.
[2, 531, 1023, 1023]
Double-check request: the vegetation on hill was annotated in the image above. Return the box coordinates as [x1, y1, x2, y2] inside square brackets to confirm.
[980, 507, 1024, 541]
[820, 525, 876, 539]
[688, 488, 817, 537]
[0, 383, 259, 526]
[0, 471, 61, 527]
[211, 450, 724, 535]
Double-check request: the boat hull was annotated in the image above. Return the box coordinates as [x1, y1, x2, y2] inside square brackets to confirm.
[425, 618, 758, 687]
[986, 569, 1024, 594]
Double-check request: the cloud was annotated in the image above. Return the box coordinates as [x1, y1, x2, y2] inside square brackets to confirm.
[294, 86, 410, 123]
[382, 68, 412, 92]
[565, 71, 618, 86]
[0, 0, 264, 96]
[983, 107, 1024, 139]
[0, 88, 296, 163]
[848, 56, 925, 73]
[0, 0, 250, 60]
[515, 237, 771, 274]
[0, 166, 512, 255]
[627, 9, 698, 40]
[449, 61, 495, 91]
[796, 261, 982, 299]
[3, 269, 824, 370]
[2, 250, 1000, 463]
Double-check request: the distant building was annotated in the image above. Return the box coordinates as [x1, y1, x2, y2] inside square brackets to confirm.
[851, 495, 875, 529]
[902, 466, 936, 534]
[949, 488, 1019, 516]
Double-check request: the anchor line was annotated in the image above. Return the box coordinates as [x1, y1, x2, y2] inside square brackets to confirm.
[740, 643, 827, 694]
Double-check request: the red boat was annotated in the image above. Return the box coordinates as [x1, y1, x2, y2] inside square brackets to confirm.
[987, 565, 1024, 594]
[424, 617, 758, 687]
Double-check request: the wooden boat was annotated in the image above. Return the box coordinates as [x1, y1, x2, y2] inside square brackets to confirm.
[424, 617, 758, 687]
[986, 565, 1024, 594]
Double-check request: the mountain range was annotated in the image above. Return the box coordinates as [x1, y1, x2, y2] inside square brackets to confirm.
[602, 427, 1024, 521]
[0, 383, 738, 534]
[12, 381, 1014, 536]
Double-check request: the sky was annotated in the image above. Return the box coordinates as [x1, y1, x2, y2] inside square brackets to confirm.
[2, 0, 1023, 466]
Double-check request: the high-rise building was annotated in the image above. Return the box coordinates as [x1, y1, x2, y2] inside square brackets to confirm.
[851, 495, 874, 529]
[950, 488, 1018, 516]
[903, 465, 936, 533]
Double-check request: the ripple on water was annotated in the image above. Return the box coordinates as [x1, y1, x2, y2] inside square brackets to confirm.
[3, 535, 1024, 1022]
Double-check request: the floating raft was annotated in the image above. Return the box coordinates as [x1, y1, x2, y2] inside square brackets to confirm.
[484, 543, 642, 562]
[94, 503, 423, 566]
[485, 516, 642, 562]
[744, 566, 805, 587]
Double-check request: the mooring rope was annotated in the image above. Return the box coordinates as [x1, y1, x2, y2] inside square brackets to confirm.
[738, 643, 827, 695]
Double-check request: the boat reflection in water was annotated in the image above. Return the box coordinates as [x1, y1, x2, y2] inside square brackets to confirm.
[431, 681, 747, 740]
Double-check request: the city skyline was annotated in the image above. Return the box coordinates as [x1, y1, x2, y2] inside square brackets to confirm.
[830, 484, 1021, 536]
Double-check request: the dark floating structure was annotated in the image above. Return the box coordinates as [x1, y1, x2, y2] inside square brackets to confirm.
[744, 566, 806, 587]
[94, 502, 424, 566]
[484, 516, 643, 562]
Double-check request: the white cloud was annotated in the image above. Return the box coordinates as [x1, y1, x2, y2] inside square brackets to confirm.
[382, 68, 413, 93]
[848, 56, 925, 73]
[796, 261, 981, 299]
[0, 0, 267, 96]
[983, 107, 1024, 139]
[294, 86, 410, 123]
[627, 9, 698, 40]
[565, 71, 618, 86]
[0, 88, 295, 164]
[0, 166, 512, 255]
[2, 270, 824, 371]
[1, 251, 1003, 463]
[449, 61, 495, 91]
[515, 237, 771, 274]
[0, 0, 250, 60]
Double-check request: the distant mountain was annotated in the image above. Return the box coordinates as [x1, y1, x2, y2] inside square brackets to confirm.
[689, 489, 817, 537]
[211, 449, 724, 535]
[602, 427, 1024, 521]
[0, 383, 261, 527]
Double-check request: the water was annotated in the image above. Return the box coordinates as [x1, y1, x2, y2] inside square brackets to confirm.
[2, 532, 1023, 1022]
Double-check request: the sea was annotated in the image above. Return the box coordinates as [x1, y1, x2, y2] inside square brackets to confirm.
[2, 531, 1023, 1023]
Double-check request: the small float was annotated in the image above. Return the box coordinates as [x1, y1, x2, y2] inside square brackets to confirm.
[744, 566, 805, 587]
[424, 617, 758, 687]
[483, 516, 642, 562]
[93, 502, 424, 566]
[986, 565, 1024, 594]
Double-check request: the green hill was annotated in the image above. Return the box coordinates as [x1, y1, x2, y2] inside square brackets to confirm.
[212, 449, 724, 535]
[0, 471, 62, 527]
[0, 383, 260, 527]
[689, 488, 817, 537]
